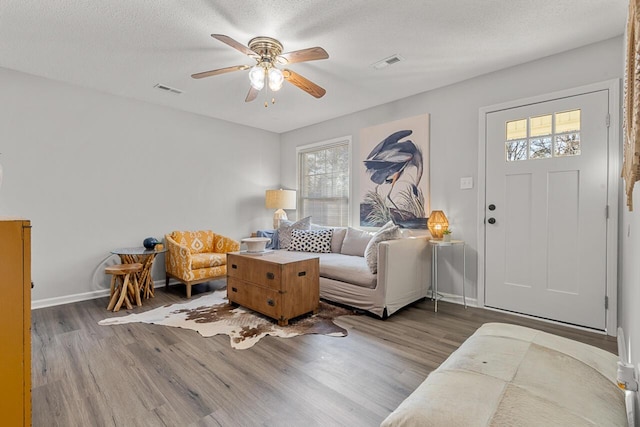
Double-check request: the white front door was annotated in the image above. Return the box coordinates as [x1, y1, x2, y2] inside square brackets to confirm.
[485, 90, 610, 330]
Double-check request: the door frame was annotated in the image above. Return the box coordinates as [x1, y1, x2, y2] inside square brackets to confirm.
[477, 79, 620, 335]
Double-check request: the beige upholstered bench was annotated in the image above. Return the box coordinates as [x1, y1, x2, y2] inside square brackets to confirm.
[381, 323, 626, 426]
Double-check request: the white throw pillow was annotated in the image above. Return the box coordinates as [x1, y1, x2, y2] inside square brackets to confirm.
[340, 227, 374, 257]
[277, 216, 311, 249]
[365, 221, 402, 273]
[288, 229, 333, 253]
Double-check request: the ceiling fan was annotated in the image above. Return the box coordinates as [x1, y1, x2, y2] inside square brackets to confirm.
[191, 34, 329, 105]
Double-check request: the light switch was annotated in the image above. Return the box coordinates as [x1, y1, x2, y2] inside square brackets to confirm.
[460, 176, 473, 189]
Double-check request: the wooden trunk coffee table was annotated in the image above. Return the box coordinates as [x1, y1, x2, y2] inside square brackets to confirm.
[226, 251, 320, 326]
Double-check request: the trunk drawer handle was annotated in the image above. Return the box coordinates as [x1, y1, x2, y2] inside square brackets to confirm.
[266, 272, 275, 280]
[298, 271, 306, 277]
[231, 264, 237, 269]
[231, 287, 237, 292]
[267, 299, 275, 306]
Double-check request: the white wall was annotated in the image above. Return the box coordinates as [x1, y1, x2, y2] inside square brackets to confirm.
[621, 185, 640, 406]
[0, 67, 280, 305]
[280, 36, 623, 304]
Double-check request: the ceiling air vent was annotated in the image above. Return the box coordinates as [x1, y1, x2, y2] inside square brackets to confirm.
[154, 83, 183, 94]
[372, 54, 405, 70]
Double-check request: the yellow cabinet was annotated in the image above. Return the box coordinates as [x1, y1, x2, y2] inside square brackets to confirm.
[0, 218, 31, 426]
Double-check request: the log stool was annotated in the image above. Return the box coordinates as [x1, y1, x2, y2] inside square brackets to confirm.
[105, 263, 143, 312]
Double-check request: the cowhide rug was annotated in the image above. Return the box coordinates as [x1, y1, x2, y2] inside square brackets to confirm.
[98, 290, 358, 350]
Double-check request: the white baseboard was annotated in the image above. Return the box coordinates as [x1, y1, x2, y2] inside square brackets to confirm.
[31, 280, 166, 310]
[33, 283, 475, 311]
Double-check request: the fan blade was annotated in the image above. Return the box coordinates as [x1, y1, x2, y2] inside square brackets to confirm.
[211, 34, 258, 57]
[191, 65, 250, 79]
[283, 69, 326, 98]
[278, 47, 329, 64]
[245, 86, 259, 102]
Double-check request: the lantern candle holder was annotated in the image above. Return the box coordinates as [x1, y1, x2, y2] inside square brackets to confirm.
[427, 210, 449, 239]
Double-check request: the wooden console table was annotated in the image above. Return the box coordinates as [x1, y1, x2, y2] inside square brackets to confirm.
[226, 251, 319, 326]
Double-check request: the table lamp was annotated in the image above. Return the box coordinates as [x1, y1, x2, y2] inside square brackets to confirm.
[265, 189, 296, 228]
[427, 210, 449, 239]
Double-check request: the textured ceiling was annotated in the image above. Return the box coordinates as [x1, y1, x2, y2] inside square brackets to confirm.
[0, 0, 628, 133]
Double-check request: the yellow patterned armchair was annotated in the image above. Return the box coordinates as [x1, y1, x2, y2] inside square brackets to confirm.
[165, 230, 240, 298]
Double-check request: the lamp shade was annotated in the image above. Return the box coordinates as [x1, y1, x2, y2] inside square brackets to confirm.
[427, 210, 449, 239]
[265, 189, 296, 209]
[266, 189, 296, 228]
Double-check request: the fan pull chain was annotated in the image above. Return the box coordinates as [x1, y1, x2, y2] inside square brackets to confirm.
[264, 82, 269, 108]
[262, 84, 277, 107]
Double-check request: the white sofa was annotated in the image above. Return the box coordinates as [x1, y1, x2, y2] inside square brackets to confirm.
[381, 323, 627, 426]
[313, 236, 430, 318]
[281, 225, 431, 318]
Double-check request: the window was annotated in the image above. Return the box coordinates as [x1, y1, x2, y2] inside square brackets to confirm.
[297, 136, 351, 226]
[505, 109, 581, 161]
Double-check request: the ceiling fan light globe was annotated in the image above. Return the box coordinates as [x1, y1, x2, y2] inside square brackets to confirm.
[251, 80, 265, 90]
[268, 67, 284, 91]
[268, 78, 284, 91]
[249, 65, 265, 90]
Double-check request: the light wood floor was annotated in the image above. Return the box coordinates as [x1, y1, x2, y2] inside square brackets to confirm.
[32, 280, 617, 427]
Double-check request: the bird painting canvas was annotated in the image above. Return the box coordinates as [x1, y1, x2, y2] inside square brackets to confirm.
[359, 114, 430, 228]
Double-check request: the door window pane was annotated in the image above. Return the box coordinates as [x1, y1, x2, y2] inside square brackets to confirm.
[530, 114, 552, 137]
[555, 133, 581, 157]
[506, 119, 527, 140]
[530, 137, 552, 159]
[506, 140, 527, 161]
[555, 109, 581, 133]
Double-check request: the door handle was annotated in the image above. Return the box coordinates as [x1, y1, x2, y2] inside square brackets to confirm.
[488, 204, 496, 211]
[488, 218, 496, 224]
